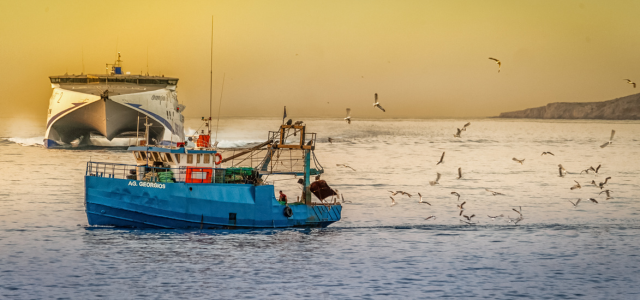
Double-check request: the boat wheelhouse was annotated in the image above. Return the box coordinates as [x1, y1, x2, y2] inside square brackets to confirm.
[84, 123, 342, 229]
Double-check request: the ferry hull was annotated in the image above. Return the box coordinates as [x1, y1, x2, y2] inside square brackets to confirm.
[84, 176, 342, 229]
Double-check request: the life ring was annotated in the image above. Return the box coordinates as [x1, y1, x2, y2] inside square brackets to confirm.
[215, 153, 222, 165]
[283, 206, 293, 218]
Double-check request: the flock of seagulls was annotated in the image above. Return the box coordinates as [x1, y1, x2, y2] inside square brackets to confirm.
[330, 122, 619, 226]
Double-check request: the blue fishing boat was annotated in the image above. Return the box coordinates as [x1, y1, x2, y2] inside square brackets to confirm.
[84, 122, 342, 229]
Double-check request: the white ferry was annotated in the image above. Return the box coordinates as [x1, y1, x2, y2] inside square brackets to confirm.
[45, 53, 185, 148]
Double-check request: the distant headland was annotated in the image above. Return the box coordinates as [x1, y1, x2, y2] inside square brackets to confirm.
[497, 93, 640, 120]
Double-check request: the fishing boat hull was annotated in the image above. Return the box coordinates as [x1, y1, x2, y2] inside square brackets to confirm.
[84, 176, 342, 229]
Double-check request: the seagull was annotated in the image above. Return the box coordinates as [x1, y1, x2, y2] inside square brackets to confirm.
[462, 122, 471, 131]
[463, 214, 476, 222]
[595, 164, 602, 174]
[456, 167, 462, 180]
[487, 214, 504, 220]
[508, 216, 524, 225]
[568, 198, 581, 208]
[512, 206, 522, 217]
[457, 201, 466, 210]
[390, 196, 397, 207]
[418, 193, 431, 205]
[429, 173, 442, 186]
[580, 166, 596, 174]
[294, 121, 304, 125]
[451, 192, 460, 201]
[570, 180, 581, 190]
[373, 93, 386, 112]
[424, 215, 436, 221]
[286, 119, 293, 125]
[344, 108, 351, 124]
[512, 157, 525, 165]
[597, 177, 611, 189]
[541, 152, 555, 156]
[389, 191, 399, 196]
[600, 130, 615, 148]
[558, 164, 567, 177]
[328, 137, 333, 144]
[625, 79, 636, 88]
[590, 180, 599, 188]
[485, 189, 504, 196]
[589, 198, 598, 204]
[336, 164, 356, 171]
[436, 152, 445, 165]
[488, 57, 501, 73]
[453, 128, 462, 138]
[401, 191, 413, 198]
[340, 193, 352, 204]
[599, 190, 613, 199]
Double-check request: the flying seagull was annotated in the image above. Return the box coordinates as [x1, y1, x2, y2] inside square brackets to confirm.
[418, 193, 431, 205]
[373, 93, 386, 112]
[429, 173, 442, 186]
[541, 152, 555, 156]
[600, 130, 615, 148]
[599, 190, 613, 199]
[580, 166, 596, 174]
[463, 214, 476, 222]
[488, 57, 501, 73]
[558, 164, 567, 177]
[424, 215, 436, 221]
[451, 192, 460, 201]
[485, 189, 504, 196]
[589, 198, 598, 204]
[569, 198, 581, 208]
[457, 201, 466, 210]
[487, 214, 504, 220]
[344, 108, 351, 124]
[512, 206, 522, 217]
[436, 152, 445, 165]
[570, 180, 581, 190]
[336, 164, 356, 171]
[625, 79, 636, 88]
[596, 177, 612, 189]
[512, 157, 525, 165]
[456, 167, 462, 180]
[462, 122, 471, 131]
[328, 137, 333, 144]
[453, 128, 462, 138]
[595, 164, 602, 174]
[390, 196, 397, 207]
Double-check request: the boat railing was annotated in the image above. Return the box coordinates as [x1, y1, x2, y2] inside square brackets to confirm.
[85, 162, 260, 184]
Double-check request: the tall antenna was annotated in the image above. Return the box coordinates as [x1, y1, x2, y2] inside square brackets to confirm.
[215, 73, 226, 144]
[209, 15, 214, 145]
[146, 45, 149, 76]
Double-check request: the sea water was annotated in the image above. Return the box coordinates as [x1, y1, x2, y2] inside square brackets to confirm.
[1, 117, 640, 299]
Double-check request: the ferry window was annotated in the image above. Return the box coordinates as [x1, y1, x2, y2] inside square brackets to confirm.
[50, 78, 60, 83]
[134, 152, 141, 160]
[187, 154, 193, 164]
[175, 154, 180, 164]
[168, 80, 177, 85]
[152, 152, 161, 162]
[203, 154, 210, 164]
[165, 153, 173, 163]
[196, 154, 201, 164]
[140, 151, 147, 160]
[160, 152, 168, 162]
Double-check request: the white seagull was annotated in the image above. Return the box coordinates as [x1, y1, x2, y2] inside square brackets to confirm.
[456, 167, 462, 180]
[570, 180, 581, 190]
[373, 93, 386, 112]
[488, 57, 501, 73]
[453, 128, 462, 138]
[429, 173, 442, 186]
[462, 122, 471, 131]
[512, 157, 525, 165]
[418, 193, 431, 205]
[600, 130, 615, 148]
[569, 198, 581, 208]
[599, 190, 613, 199]
[451, 192, 460, 201]
[436, 152, 445, 165]
[344, 108, 351, 124]
[390, 196, 397, 207]
[485, 189, 504, 196]
[625, 79, 636, 88]
[336, 164, 356, 171]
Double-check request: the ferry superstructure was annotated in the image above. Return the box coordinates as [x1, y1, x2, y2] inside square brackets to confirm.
[45, 53, 185, 148]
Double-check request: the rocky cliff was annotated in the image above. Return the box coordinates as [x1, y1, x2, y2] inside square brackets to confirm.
[497, 93, 640, 120]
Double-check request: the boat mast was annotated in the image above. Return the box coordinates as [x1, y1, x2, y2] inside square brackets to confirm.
[208, 15, 214, 148]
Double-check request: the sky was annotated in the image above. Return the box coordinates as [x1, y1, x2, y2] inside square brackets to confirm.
[1, 0, 639, 121]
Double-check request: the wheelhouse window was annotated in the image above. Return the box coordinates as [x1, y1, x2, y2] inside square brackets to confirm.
[165, 153, 173, 163]
[175, 154, 180, 164]
[134, 152, 141, 161]
[196, 154, 201, 164]
[203, 154, 210, 164]
[140, 151, 147, 160]
[160, 153, 168, 162]
[187, 154, 193, 164]
[152, 152, 161, 162]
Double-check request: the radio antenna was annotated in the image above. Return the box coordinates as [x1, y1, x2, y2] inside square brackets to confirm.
[214, 73, 225, 144]
[209, 15, 214, 146]
[146, 45, 149, 76]
[82, 46, 85, 75]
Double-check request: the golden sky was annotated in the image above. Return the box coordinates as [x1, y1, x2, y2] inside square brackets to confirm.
[1, 0, 639, 120]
